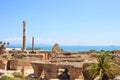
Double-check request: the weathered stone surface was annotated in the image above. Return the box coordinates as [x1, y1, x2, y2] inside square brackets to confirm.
[23, 21, 26, 50]
[8, 60, 18, 70]
[8, 60, 31, 70]
[52, 43, 61, 53]
[31, 62, 84, 80]
[113, 50, 120, 55]
[0, 59, 32, 70]
[48, 51, 56, 60]
[0, 60, 6, 69]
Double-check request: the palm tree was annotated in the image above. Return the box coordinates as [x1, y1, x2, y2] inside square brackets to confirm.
[85, 52, 119, 80]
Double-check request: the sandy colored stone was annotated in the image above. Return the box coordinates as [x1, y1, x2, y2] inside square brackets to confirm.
[52, 43, 62, 53]
[31, 62, 84, 80]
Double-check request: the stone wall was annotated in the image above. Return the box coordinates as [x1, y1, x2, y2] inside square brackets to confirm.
[17, 60, 31, 68]
[27, 54, 43, 60]
[0, 60, 6, 69]
[8, 60, 18, 70]
[0, 59, 33, 70]
[113, 50, 120, 55]
[9, 50, 28, 54]
[31, 62, 84, 80]
[8, 60, 31, 70]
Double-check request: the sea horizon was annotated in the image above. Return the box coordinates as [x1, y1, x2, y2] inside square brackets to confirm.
[7, 45, 120, 52]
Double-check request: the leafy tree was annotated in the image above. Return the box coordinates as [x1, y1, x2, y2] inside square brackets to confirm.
[7, 42, 10, 47]
[0, 41, 2, 44]
[90, 49, 96, 52]
[7, 42, 9, 45]
[100, 50, 105, 52]
[61, 49, 64, 51]
[89, 49, 97, 55]
[85, 52, 119, 80]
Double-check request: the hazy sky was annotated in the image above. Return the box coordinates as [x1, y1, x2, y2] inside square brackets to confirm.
[0, 0, 120, 46]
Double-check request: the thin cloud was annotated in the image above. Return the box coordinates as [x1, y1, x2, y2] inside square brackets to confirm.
[4, 38, 22, 42]
[3, 37, 41, 44]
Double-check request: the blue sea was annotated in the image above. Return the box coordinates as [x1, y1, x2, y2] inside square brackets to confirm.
[8, 45, 120, 52]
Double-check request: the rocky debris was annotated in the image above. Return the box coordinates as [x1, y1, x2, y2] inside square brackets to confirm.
[52, 43, 61, 54]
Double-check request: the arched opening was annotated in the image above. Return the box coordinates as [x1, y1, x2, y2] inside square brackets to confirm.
[57, 68, 70, 80]
[7, 60, 10, 70]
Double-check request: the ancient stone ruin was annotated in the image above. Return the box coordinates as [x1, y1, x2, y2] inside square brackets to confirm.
[31, 62, 84, 80]
[52, 43, 62, 53]
[0, 21, 120, 80]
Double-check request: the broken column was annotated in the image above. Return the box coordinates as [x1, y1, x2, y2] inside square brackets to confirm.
[32, 36, 34, 52]
[23, 21, 26, 50]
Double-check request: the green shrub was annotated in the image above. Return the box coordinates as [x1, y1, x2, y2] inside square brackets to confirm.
[12, 72, 26, 80]
[0, 76, 13, 80]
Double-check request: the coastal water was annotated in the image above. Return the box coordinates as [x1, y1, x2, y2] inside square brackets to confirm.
[8, 45, 120, 52]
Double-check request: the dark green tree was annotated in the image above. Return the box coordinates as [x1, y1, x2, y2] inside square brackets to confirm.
[0, 41, 2, 46]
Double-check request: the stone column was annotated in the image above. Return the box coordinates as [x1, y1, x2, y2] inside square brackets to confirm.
[23, 21, 26, 50]
[32, 36, 34, 52]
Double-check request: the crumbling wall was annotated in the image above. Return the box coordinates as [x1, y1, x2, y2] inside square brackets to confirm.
[31, 62, 84, 80]
[8, 60, 31, 70]
[9, 60, 18, 70]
